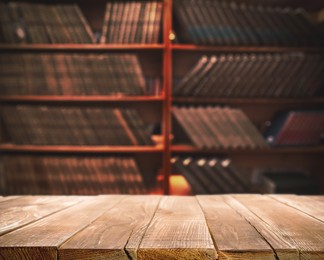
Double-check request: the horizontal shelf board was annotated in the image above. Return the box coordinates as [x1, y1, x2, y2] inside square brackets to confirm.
[0, 95, 165, 103]
[0, 44, 165, 51]
[172, 97, 324, 105]
[171, 44, 324, 53]
[171, 145, 324, 154]
[0, 144, 164, 153]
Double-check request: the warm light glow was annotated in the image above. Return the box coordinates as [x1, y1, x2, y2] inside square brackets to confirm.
[169, 174, 192, 196]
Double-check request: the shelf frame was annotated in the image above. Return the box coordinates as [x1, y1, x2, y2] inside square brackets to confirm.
[1, 0, 324, 195]
[171, 145, 324, 154]
[172, 97, 324, 105]
[0, 144, 164, 154]
[0, 44, 165, 51]
[171, 44, 324, 53]
[0, 96, 165, 103]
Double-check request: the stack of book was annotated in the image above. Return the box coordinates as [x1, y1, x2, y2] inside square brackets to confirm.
[172, 106, 268, 149]
[0, 2, 94, 43]
[0, 155, 148, 195]
[264, 110, 324, 146]
[101, 0, 163, 44]
[173, 0, 323, 46]
[2, 105, 154, 145]
[173, 53, 324, 98]
[172, 156, 251, 194]
[0, 53, 161, 96]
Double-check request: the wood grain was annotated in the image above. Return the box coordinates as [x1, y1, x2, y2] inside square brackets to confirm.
[270, 195, 324, 223]
[0, 196, 86, 235]
[138, 196, 217, 260]
[224, 195, 298, 259]
[197, 195, 275, 260]
[0, 196, 124, 260]
[232, 194, 324, 260]
[0, 195, 323, 260]
[0, 196, 19, 203]
[59, 195, 161, 260]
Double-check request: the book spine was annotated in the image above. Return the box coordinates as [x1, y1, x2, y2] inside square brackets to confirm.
[152, 1, 162, 43]
[172, 157, 207, 194]
[113, 1, 125, 44]
[118, 2, 131, 44]
[188, 158, 217, 193]
[113, 108, 139, 145]
[100, 2, 113, 43]
[72, 4, 95, 43]
[186, 107, 214, 149]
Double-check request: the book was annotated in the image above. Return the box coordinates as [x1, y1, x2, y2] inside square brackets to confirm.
[0, 52, 151, 96]
[173, 0, 324, 46]
[0, 155, 148, 195]
[173, 53, 323, 98]
[100, 0, 162, 44]
[172, 156, 252, 194]
[264, 110, 324, 146]
[0, 2, 94, 43]
[172, 106, 268, 149]
[1, 105, 154, 146]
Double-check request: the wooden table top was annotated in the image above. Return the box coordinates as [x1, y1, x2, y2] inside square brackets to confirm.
[0, 195, 323, 260]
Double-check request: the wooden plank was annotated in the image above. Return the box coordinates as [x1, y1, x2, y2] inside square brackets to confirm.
[224, 195, 298, 259]
[232, 195, 324, 260]
[138, 196, 216, 260]
[0, 196, 88, 236]
[197, 195, 275, 260]
[306, 196, 324, 203]
[0, 195, 124, 260]
[0, 196, 20, 203]
[59, 195, 161, 260]
[270, 195, 324, 223]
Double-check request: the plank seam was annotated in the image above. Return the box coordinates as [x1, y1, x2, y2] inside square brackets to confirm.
[133, 196, 163, 259]
[195, 196, 220, 260]
[124, 228, 135, 260]
[225, 195, 279, 260]
[57, 196, 125, 252]
[268, 196, 324, 224]
[0, 198, 87, 237]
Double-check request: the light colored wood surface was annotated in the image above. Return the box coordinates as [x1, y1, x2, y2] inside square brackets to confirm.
[224, 195, 298, 259]
[0, 196, 87, 236]
[197, 195, 275, 260]
[0, 196, 20, 203]
[138, 196, 217, 260]
[0, 195, 323, 260]
[270, 195, 324, 223]
[0, 196, 124, 259]
[59, 196, 161, 260]
[233, 194, 324, 260]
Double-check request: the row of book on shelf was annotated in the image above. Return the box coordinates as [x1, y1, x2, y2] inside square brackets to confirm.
[0, 156, 148, 195]
[174, 53, 323, 98]
[172, 156, 319, 195]
[0, 1, 162, 44]
[1, 52, 322, 98]
[1, 0, 323, 46]
[2, 106, 154, 145]
[0, 53, 161, 96]
[1, 105, 323, 147]
[173, 106, 324, 147]
[174, 0, 323, 46]
[1, 155, 318, 195]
